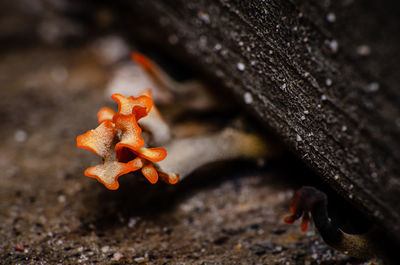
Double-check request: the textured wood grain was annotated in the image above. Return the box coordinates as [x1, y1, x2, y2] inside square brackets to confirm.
[114, 0, 400, 245]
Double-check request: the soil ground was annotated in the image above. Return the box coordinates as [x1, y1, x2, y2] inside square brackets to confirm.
[0, 45, 366, 264]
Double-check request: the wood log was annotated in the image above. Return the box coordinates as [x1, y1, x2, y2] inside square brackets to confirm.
[106, 0, 400, 245]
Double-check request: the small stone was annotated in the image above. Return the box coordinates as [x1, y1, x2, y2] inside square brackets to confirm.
[274, 245, 283, 252]
[237, 62, 245, 71]
[328, 40, 339, 53]
[325, 78, 332, 86]
[57, 195, 66, 203]
[296, 135, 303, 142]
[128, 217, 138, 228]
[15, 244, 25, 251]
[197, 11, 210, 24]
[326, 12, 336, 23]
[365, 82, 380, 93]
[356, 45, 371, 56]
[112, 252, 124, 261]
[14, 130, 27, 142]
[101, 245, 110, 253]
[134, 257, 146, 263]
[243, 92, 253, 104]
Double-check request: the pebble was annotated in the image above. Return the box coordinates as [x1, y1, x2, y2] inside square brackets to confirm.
[57, 195, 66, 203]
[328, 40, 339, 53]
[14, 130, 27, 143]
[134, 257, 146, 263]
[237, 62, 245, 71]
[356, 45, 371, 56]
[128, 217, 138, 228]
[112, 252, 124, 261]
[243, 92, 253, 104]
[325, 78, 332, 86]
[197, 11, 210, 24]
[365, 82, 380, 93]
[101, 245, 110, 253]
[326, 13, 336, 23]
[214, 43, 222, 51]
[15, 244, 25, 251]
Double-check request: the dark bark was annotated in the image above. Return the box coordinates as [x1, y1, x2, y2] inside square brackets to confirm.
[115, 0, 400, 245]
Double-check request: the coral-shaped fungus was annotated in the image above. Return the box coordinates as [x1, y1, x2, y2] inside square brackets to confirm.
[77, 90, 176, 190]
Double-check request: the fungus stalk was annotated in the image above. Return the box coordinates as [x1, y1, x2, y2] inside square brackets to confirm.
[132, 53, 216, 110]
[77, 88, 270, 189]
[285, 186, 391, 263]
[77, 53, 272, 190]
[155, 127, 269, 182]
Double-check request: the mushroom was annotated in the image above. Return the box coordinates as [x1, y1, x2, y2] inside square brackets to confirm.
[77, 89, 271, 189]
[285, 186, 393, 263]
[77, 92, 170, 189]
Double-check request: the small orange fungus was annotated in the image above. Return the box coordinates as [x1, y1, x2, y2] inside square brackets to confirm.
[77, 91, 172, 190]
[284, 186, 326, 232]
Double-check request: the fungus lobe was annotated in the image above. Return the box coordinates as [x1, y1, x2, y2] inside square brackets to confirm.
[77, 91, 171, 190]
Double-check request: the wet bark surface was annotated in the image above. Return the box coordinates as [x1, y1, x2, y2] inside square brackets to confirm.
[117, 0, 400, 245]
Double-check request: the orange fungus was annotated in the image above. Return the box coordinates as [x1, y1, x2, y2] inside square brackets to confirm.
[77, 92, 169, 189]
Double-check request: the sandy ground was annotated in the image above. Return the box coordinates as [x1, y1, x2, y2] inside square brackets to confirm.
[0, 45, 365, 264]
